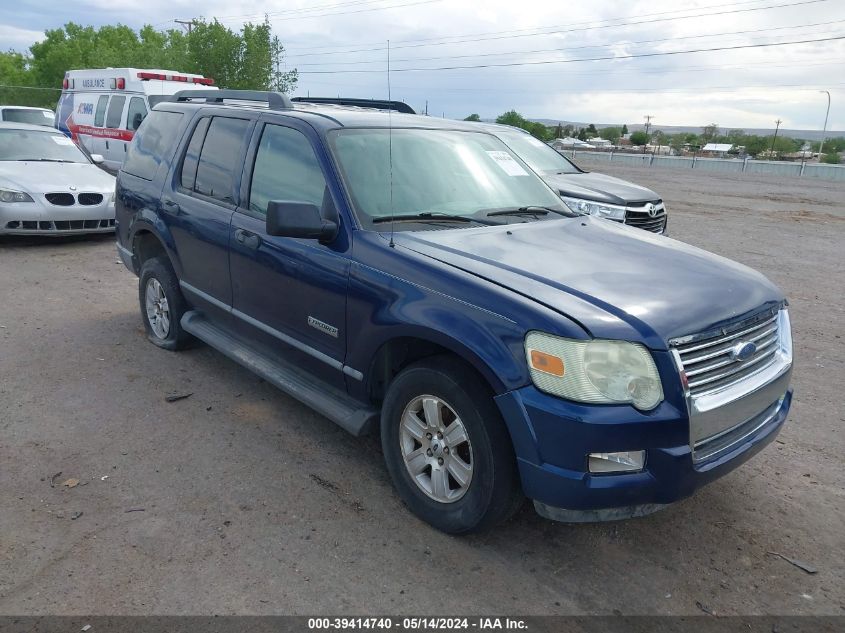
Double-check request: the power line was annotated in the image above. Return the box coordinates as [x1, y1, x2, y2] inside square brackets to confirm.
[289, 18, 845, 67]
[284, 0, 831, 56]
[284, 0, 779, 52]
[216, 0, 441, 24]
[295, 34, 845, 74]
[213, 0, 410, 21]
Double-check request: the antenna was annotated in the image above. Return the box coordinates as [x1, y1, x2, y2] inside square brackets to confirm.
[387, 39, 395, 248]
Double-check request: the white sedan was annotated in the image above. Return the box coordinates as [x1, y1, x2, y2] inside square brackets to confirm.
[0, 122, 116, 236]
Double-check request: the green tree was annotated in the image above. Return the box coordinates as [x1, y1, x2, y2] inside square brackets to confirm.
[621, 123, 629, 135]
[599, 126, 621, 143]
[525, 121, 551, 141]
[495, 110, 526, 128]
[463, 113, 481, 121]
[553, 122, 563, 138]
[577, 127, 588, 141]
[16, 18, 297, 102]
[494, 110, 550, 141]
[701, 123, 719, 142]
[586, 123, 597, 136]
[629, 131, 649, 146]
[821, 152, 841, 164]
[0, 51, 42, 106]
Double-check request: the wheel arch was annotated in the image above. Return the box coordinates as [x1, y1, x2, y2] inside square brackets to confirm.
[363, 328, 518, 406]
[128, 212, 182, 278]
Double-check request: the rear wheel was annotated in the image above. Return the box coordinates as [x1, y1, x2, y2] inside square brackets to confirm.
[138, 257, 193, 350]
[381, 356, 522, 534]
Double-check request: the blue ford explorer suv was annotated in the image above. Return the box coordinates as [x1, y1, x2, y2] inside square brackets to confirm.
[115, 90, 793, 534]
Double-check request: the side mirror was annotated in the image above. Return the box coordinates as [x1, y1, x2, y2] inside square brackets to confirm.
[90, 153, 105, 164]
[266, 200, 338, 243]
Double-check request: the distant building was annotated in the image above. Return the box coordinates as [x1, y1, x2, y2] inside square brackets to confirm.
[700, 143, 733, 157]
[550, 137, 595, 150]
[587, 137, 613, 148]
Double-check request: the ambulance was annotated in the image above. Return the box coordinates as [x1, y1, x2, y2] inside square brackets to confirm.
[55, 68, 216, 171]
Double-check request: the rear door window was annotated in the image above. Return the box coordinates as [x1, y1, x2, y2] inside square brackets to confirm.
[193, 117, 250, 204]
[127, 97, 148, 131]
[94, 95, 109, 127]
[105, 95, 125, 129]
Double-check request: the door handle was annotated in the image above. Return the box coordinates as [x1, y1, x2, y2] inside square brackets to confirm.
[234, 228, 261, 250]
[161, 197, 180, 214]
[105, 140, 109, 150]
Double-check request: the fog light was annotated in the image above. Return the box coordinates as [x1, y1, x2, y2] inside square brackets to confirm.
[589, 451, 645, 473]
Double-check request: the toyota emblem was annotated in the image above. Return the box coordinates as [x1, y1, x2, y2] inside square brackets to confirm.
[646, 203, 657, 217]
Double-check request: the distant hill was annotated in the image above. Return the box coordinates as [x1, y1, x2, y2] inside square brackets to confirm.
[526, 119, 843, 141]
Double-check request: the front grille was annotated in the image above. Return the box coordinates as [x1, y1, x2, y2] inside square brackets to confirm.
[672, 310, 780, 397]
[4, 219, 115, 231]
[45, 192, 75, 206]
[625, 201, 666, 233]
[693, 398, 782, 462]
[78, 193, 104, 205]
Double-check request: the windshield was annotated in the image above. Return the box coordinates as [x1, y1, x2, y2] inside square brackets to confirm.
[0, 129, 89, 163]
[330, 128, 567, 230]
[496, 130, 581, 174]
[1, 108, 55, 127]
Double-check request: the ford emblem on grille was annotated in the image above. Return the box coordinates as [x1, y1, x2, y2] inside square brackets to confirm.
[646, 203, 657, 217]
[729, 341, 757, 362]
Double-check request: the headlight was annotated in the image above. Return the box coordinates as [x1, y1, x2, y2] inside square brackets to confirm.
[0, 188, 34, 203]
[525, 331, 664, 410]
[561, 196, 625, 221]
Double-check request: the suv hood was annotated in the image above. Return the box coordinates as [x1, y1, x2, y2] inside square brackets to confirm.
[396, 217, 783, 348]
[542, 171, 659, 205]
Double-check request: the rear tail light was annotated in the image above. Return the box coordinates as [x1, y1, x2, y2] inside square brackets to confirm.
[62, 78, 69, 89]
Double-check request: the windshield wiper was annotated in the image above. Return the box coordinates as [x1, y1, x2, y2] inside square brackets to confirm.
[372, 212, 499, 225]
[19, 158, 76, 163]
[486, 205, 569, 218]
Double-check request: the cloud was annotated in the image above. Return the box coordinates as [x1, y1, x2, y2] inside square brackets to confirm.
[2, 0, 843, 130]
[0, 23, 44, 50]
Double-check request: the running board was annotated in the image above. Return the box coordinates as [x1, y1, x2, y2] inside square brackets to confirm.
[181, 311, 378, 436]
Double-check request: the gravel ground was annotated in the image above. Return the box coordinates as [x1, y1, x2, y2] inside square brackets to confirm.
[0, 163, 843, 616]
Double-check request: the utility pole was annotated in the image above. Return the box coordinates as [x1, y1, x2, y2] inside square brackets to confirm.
[174, 19, 195, 33]
[643, 115, 653, 154]
[770, 118, 782, 157]
[818, 90, 831, 159]
[425, 100, 428, 116]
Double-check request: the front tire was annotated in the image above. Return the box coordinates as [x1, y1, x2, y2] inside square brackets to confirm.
[138, 257, 193, 350]
[381, 356, 522, 534]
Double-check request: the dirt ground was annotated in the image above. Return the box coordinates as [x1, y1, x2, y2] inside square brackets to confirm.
[0, 163, 843, 616]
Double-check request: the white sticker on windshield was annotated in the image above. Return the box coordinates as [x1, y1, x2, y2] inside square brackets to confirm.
[486, 150, 528, 176]
[42, 111, 54, 119]
[51, 135, 73, 145]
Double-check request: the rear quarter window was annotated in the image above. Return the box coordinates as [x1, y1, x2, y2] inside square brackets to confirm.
[123, 110, 185, 181]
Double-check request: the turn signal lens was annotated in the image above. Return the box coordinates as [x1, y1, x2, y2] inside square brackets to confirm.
[529, 349, 565, 377]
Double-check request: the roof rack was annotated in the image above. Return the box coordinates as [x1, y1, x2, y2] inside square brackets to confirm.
[172, 90, 292, 110]
[291, 97, 415, 114]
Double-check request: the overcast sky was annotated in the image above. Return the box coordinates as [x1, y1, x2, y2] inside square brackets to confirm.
[3, 0, 844, 131]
